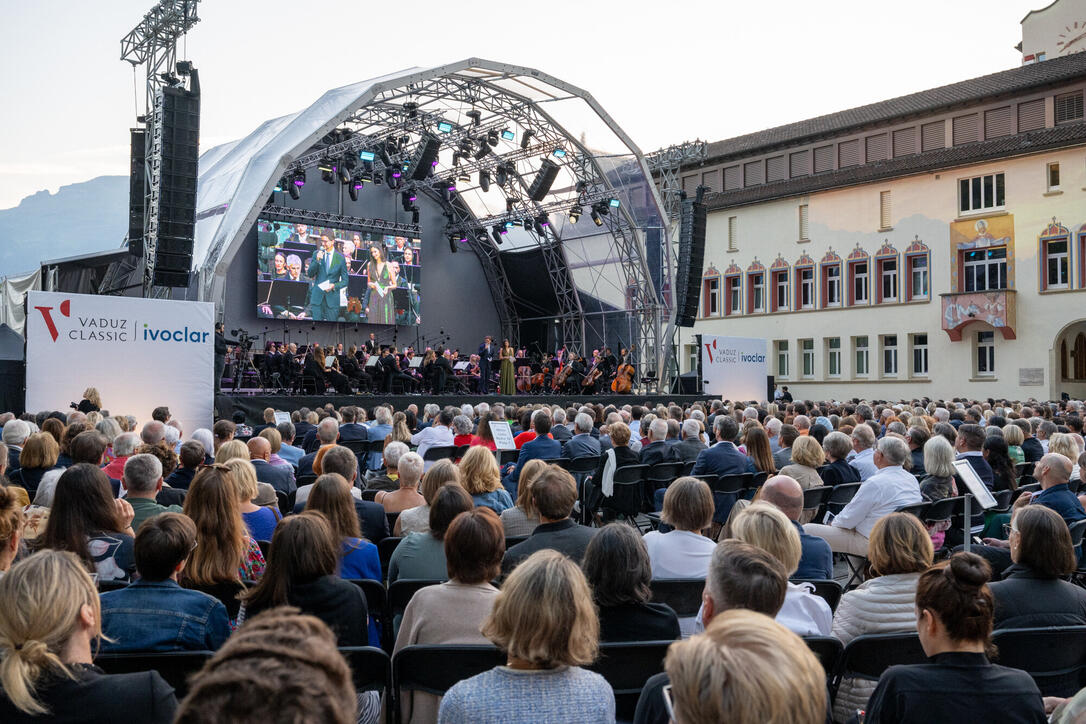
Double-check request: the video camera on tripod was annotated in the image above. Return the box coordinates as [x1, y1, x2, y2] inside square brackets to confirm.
[231, 328, 254, 353]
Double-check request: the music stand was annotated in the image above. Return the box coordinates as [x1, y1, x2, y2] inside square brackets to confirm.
[259, 279, 311, 319]
[952, 459, 997, 553]
[408, 356, 423, 369]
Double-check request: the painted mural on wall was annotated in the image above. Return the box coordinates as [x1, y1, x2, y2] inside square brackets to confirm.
[949, 213, 1016, 291]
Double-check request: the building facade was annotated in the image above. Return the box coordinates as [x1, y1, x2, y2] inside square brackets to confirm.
[1020, 0, 1086, 64]
[676, 51, 1086, 401]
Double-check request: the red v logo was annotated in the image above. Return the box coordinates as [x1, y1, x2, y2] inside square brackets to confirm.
[35, 299, 71, 342]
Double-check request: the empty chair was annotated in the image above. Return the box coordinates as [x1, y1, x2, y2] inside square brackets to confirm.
[992, 626, 1086, 698]
[803, 635, 844, 680]
[587, 641, 672, 722]
[647, 579, 705, 618]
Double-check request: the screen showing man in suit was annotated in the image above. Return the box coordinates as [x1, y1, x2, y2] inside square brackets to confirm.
[256, 219, 422, 325]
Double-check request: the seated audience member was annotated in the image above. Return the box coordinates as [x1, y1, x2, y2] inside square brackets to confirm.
[772, 424, 798, 469]
[439, 549, 615, 723]
[100, 429, 134, 479]
[955, 423, 995, 489]
[865, 552, 1046, 722]
[2, 419, 31, 474]
[247, 436, 295, 496]
[1050, 432, 1084, 482]
[847, 424, 879, 481]
[214, 438, 249, 464]
[672, 419, 708, 463]
[586, 421, 640, 513]
[583, 524, 680, 642]
[562, 413, 602, 460]
[0, 442, 30, 507]
[743, 425, 777, 475]
[276, 422, 304, 467]
[0, 486, 24, 575]
[501, 411, 561, 498]
[122, 454, 182, 532]
[460, 445, 514, 513]
[366, 440, 408, 493]
[305, 473, 380, 581]
[175, 608, 365, 724]
[779, 435, 825, 495]
[983, 435, 1018, 492]
[639, 419, 677, 467]
[634, 539, 791, 724]
[190, 429, 215, 465]
[831, 512, 934, 722]
[318, 445, 389, 543]
[731, 502, 832, 636]
[257, 428, 291, 471]
[239, 511, 367, 646]
[388, 484, 474, 584]
[1003, 423, 1026, 465]
[395, 507, 505, 724]
[642, 477, 716, 581]
[919, 435, 958, 501]
[396, 459, 460, 535]
[989, 505, 1086, 629]
[297, 419, 340, 477]
[906, 426, 929, 476]
[451, 414, 474, 447]
[691, 416, 755, 478]
[100, 513, 230, 652]
[38, 464, 136, 583]
[664, 610, 827, 724]
[759, 475, 833, 580]
[0, 550, 178, 722]
[164, 441, 203, 490]
[502, 467, 596, 575]
[499, 459, 547, 537]
[804, 436, 922, 557]
[181, 466, 265, 590]
[469, 412, 498, 451]
[819, 431, 862, 486]
[9, 432, 61, 496]
[375, 451, 426, 514]
[223, 458, 279, 544]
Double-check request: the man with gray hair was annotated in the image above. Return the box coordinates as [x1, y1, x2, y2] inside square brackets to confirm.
[103, 432, 141, 480]
[673, 419, 708, 463]
[804, 436, 921, 556]
[562, 413, 601, 460]
[364, 406, 394, 471]
[298, 417, 342, 478]
[847, 424, 879, 481]
[276, 421, 304, 467]
[640, 418, 677, 467]
[550, 407, 571, 442]
[2, 419, 31, 473]
[122, 453, 181, 531]
[367, 440, 409, 492]
[141, 420, 166, 445]
[765, 417, 783, 453]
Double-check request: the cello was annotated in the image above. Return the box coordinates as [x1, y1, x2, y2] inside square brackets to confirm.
[611, 351, 635, 393]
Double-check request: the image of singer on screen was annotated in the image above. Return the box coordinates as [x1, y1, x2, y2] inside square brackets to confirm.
[306, 233, 350, 321]
[366, 244, 396, 325]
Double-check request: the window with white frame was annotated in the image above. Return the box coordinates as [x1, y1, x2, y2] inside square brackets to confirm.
[880, 258, 898, 302]
[704, 277, 720, 316]
[908, 254, 929, 300]
[750, 273, 765, 313]
[774, 271, 789, 311]
[911, 333, 929, 376]
[776, 340, 790, 379]
[963, 247, 1007, 291]
[725, 276, 741, 315]
[958, 172, 1005, 215]
[854, 336, 870, 377]
[1048, 162, 1061, 192]
[799, 267, 815, 309]
[801, 339, 815, 378]
[1045, 238, 1070, 289]
[827, 337, 841, 377]
[687, 344, 698, 373]
[976, 331, 995, 377]
[882, 335, 898, 377]
[824, 265, 842, 307]
[851, 261, 869, 304]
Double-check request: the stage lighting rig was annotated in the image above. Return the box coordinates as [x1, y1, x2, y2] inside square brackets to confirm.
[487, 130, 499, 147]
[466, 109, 481, 126]
[473, 140, 490, 161]
[401, 189, 417, 212]
[319, 158, 335, 184]
[495, 164, 509, 187]
[534, 213, 549, 235]
[520, 129, 535, 149]
[590, 207, 603, 226]
[403, 101, 419, 118]
[459, 138, 474, 155]
[337, 164, 351, 185]
[479, 169, 490, 192]
[347, 177, 362, 202]
[492, 224, 505, 244]
[569, 206, 581, 224]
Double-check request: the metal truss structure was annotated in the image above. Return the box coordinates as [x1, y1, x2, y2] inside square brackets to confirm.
[260, 206, 421, 237]
[646, 139, 708, 221]
[197, 60, 674, 389]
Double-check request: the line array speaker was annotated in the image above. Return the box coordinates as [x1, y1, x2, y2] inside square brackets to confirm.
[127, 128, 146, 256]
[409, 135, 441, 181]
[527, 158, 560, 201]
[150, 84, 200, 288]
[675, 193, 707, 327]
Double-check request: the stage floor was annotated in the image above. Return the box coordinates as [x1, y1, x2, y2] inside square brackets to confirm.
[216, 391, 711, 423]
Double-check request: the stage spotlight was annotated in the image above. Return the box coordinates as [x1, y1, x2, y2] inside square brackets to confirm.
[522, 219, 532, 231]
[437, 120, 454, 133]
[403, 101, 418, 117]
[590, 207, 602, 226]
[467, 109, 481, 126]
[520, 129, 535, 149]
[495, 165, 508, 187]
[459, 138, 474, 155]
[576, 180, 588, 194]
[569, 206, 581, 224]
[501, 129, 515, 141]
[595, 201, 610, 217]
[458, 172, 471, 183]
[337, 165, 351, 185]
[288, 183, 301, 200]
[319, 158, 335, 184]
[348, 179, 362, 202]
[401, 190, 416, 212]
[473, 140, 490, 160]
[359, 150, 376, 162]
[534, 213, 550, 236]
[274, 176, 287, 192]
[411, 208, 420, 225]
[479, 169, 490, 192]
[292, 169, 306, 188]
[487, 130, 499, 147]
[448, 234, 458, 253]
[452, 152, 460, 167]
[506, 197, 517, 212]
[492, 225, 504, 245]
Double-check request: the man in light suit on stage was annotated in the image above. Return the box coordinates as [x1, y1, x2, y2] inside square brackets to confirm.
[306, 234, 350, 321]
[477, 335, 495, 394]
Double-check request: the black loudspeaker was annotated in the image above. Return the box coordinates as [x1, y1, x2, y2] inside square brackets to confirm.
[528, 158, 560, 201]
[675, 192, 707, 327]
[409, 135, 441, 181]
[766, 375, 775, 403]
[151, 82, 200, 288]
[128, 128, 146, 256]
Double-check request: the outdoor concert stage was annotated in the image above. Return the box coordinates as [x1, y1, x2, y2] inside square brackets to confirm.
[216, 392, 710, 423]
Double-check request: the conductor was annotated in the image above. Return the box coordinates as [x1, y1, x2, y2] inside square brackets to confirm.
[477, 336, 495, 393]
[306, 234, 350, 321]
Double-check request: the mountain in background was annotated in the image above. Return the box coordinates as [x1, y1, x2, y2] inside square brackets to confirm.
[0, 176, 128, 277]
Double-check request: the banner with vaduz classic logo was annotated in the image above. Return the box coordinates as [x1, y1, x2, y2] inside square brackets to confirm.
[26, 291, 214, 434]
[701, 334, 768, 402]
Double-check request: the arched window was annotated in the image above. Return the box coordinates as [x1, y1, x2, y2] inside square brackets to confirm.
[794, 252, 815, 310]
[904, 236, 930, 301]
[701, 264, 721, 318]
[1076, 333, 1086, 380]
[1039, 219, 1071, 291]
[846, 244, 871, 306]
[746, 259, 766, 314]
[820, 249, 842, 309]
[769, 255, 790, 312]
[723, 262, 742, 315]
[875, 241, 899, 303]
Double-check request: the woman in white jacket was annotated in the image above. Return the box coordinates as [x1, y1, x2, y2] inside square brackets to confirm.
[830, 512, 934, 723]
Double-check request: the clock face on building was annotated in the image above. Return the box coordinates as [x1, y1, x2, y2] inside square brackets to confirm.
[1057, 21, 1086, 54]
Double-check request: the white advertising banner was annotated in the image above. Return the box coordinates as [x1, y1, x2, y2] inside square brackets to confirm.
[25, 291, 214, 435]
[701, 334, 768, 402]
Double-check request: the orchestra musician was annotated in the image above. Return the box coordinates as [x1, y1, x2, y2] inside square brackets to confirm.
[433, 350, 455, 393]
[477, 336, 495, 393]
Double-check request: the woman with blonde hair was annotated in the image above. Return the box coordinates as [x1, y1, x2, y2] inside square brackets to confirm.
[390, 412, 413, 445]
[222, 458, 279, 543]
[77, 387, 102, 413]
[0, 486, 24, 576]
[438, 549, 614, 723]
[1003, 423, 1026, 465]
[9, 432, 61, 496]
[0, 550, 177, 721]
[213, 439, 249, 464]
[396, 459, 460, 536]
[1050, 433, 1083, 481]
[499, 458, 547, 536]
[779, 435, 826, 495]
[830, 512, 933, 721]
[458, 445, 513, 513]
[730, 502, 832, 636]
[664, 609, 826, 724]
[181, 466, 265, 589]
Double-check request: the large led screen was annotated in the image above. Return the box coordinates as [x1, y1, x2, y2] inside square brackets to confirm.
[256, 219, 421, 325]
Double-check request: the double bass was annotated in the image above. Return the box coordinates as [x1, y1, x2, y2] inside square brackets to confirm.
[611, 360, 635, 393]
[553, 361, 572, 391]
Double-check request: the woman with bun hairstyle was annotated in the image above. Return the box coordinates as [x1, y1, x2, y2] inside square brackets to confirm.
[865, 551, 1046, 723]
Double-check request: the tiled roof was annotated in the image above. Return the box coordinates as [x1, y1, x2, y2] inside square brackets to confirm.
[701, 52, 1086, 164]
[704, 121, 1086, 211]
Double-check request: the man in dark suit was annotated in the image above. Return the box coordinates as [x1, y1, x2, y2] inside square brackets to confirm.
[477, 336, 495, 393]
[550, 409, 573, 442]
[562, 413, 601, 459]
[501, 467, 596, 576]
[297, 418, 348, 478]
[338, 407, 369, 443]
[432, 352, 454, 394]
[954, 423, 994, 488]
[672, 419, 708, 463]
[639, 418, 677, 468]
[503, 412, 562, 499]
[248, 437, 295, 496]
[691, 416, 756, 478]
[299, 445, 388, 542]
[164, 441, 204, 490]
[305, 234, 350, 321]
[1021, 426, 1045, 464]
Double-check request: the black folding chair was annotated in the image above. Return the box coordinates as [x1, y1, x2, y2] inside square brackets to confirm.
[342, 439, 368, 455]
[803, 485, 833, 520]
[256, 539, 271, 559]
[346, 578, 390, 651]
[793, 578, 843, 613]
[378, 537, 403, 581]
[387, 579, 443, 620]
[182, 580, 249, 620]
[831, 632, 926, 703]
[504, 535, 529, 551]
[422, 446, 457, 464]
[1012, 483, 1041, 502]
[296, 473, 317, 488]
[98, 580, 129, 593]
[339, 645, 392, 694]
[275, 489, 295, 517]
[392, 645, 506, 724]
[564, 456, 601, 477]
[707, 473, 749, 523]
[648, 578, 705, 617]
[825, 483, 861, 517]
[802, 635, 844, 680]
[361, 488, 379, 502]
[646, 462, 684, 492]
[587, 641, 673, 722]
[992, 626, 1086, 697]
[601, 465, 650, 525]
[496, 449, 520, 466]
[94, 650, 212, 698]
[896, 501, 931, 520]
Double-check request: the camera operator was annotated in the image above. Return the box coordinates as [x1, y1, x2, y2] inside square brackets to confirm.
[214, 323, 241, 394]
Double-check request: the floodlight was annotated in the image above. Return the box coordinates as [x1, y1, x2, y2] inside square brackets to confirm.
[501, 129, 515, 141]
[467, 110, 482, 126]
[479, 170, 490, 192]
[487, 130, 499, 147]
[553, 148, 567, 158]
[569, 206, 581, 224]
[520, 130, 535, 149]
[437, 120, 454, 133]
